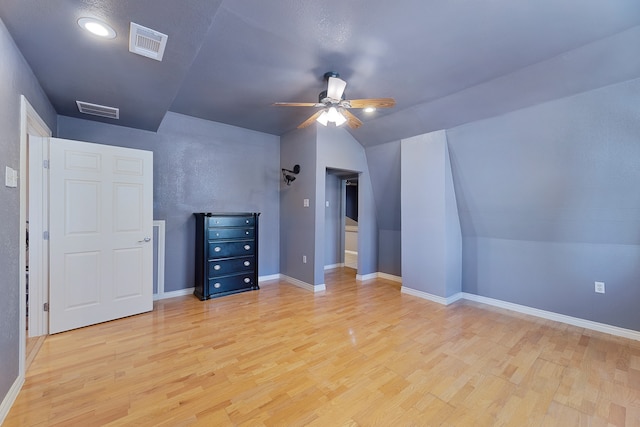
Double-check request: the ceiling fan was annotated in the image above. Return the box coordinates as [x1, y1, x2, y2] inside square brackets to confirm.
[273, 71, 396, 129]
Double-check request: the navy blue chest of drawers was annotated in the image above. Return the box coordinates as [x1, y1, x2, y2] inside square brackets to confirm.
[193, 212, 260, 300]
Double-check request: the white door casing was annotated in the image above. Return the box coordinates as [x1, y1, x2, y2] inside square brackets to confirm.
[28, 135, 50, 336]
[49, 137, 153, 334]
[19, 96, 52, 381]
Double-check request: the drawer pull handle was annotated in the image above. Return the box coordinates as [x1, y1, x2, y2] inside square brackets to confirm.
[213, 282, 221, 289]
[214, 265, 221, 270]
[214, 246, 221, 252]
[244, 277, 250, 283]
[245, 220, 249, 224]
[244, 261, 250, 267]
[245, 231, 249, 235]
[244, 245, 251, 250]
[215, 232, 220, 237]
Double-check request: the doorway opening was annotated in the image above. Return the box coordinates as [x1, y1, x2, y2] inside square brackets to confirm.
[344, 177, 358, 269]
[324, 168, 360, 275]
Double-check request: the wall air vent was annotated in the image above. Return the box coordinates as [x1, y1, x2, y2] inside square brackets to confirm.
[76, 101, 119, 119]
[129, 22, 168, 61]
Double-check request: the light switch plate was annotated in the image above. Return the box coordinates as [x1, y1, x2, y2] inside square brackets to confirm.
[5, 166, 17, 188]
[303, 198, 309, 207]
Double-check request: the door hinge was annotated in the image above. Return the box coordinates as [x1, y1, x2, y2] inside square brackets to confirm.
[43, 160, 49, 169]
[43, 302, 49, 312]
[43, 231, 49, 240]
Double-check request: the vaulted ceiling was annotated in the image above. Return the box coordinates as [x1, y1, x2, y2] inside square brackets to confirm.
[2, 1, 640, 146]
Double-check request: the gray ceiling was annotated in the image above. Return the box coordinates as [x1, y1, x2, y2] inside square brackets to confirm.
[2, 0, 640, 146]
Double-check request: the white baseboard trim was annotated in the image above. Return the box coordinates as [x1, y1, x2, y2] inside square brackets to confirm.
[355, 272, 403, 283]
[259, 274, 281, 282]
[356, 273, 378, 281]
[281, 275, 326, 292]
[345, 250, 358, 255]
[324, 263, 344, 270]
[154, 276, 281, 300]
[461, 293, 640, 341]
[401, 287, 463, 305]
[401, 286, 640, 341]
[0, 375, 24, 425]
[153, 287, 195, 301]
[377, 272, 402, 283]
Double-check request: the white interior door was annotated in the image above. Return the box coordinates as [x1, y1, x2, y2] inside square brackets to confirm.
[49, 137, 153, 334]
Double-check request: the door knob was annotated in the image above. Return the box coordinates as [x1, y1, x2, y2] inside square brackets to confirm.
[138, 237, 151, 243]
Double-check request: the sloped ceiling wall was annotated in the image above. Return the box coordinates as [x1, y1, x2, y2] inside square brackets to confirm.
[3, 2, 640, 143]
[366, 141, 401, 276]
[447, 77, 640, 246]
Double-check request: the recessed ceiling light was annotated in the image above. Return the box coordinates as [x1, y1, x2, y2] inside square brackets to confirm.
[364, 107, 376, 113]
[78, 17, 116, 39]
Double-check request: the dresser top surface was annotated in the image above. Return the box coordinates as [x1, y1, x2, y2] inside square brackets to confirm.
[194, 212, 260, 217]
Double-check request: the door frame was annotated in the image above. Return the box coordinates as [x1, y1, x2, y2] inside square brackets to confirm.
[19, 96, 52, 375]
[28, 136, 49, 336]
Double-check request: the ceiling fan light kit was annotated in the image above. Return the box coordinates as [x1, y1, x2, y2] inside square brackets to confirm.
[317, 106, 347, 127]
[273, 71, 396, 129]
[316, 110, 329, 126]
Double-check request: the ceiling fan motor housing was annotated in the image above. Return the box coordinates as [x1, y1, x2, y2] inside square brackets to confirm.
[319, 90, 346, 103]
[323, 71, 340, 80]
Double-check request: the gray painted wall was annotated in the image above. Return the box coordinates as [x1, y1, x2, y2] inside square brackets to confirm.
[401, 131, 462, 298]
[447, 77, 640, 330]
[0, 17, 56, 410]
[279, 126, 318, 285]
[316, 126, 378, 283]
[57, 112, 280, 291]
[365, 140, 402, 276]
[463, 238, 640, 330]
[279, 125, 378, 286]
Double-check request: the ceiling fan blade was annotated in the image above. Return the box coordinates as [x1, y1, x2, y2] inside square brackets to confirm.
[273, 102, 321, 107]
[341, 109, 363, 129]
[298, 110, 324, 128]
[327, 76, 347, 100]
[347, 98, 396, 109]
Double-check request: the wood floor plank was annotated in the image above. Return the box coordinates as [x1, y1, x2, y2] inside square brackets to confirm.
[5, 268, 640, 426]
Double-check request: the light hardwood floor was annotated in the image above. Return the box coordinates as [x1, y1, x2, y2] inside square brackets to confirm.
[344, 251, 357, 270]
[6, 268, 640, 426]
[25, 335, 46, 372]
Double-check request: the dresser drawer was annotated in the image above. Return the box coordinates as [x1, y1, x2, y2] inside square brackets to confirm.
[208, 256, 254, 277]
[207, 227, 254, 240]
[208, 273, 256, 294]
[206, 216, 255, 227]
[208, 241, 255, 258]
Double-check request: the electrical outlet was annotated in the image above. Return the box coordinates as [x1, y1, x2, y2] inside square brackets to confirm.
[303, 198, 309, 207]
[595, 281, 605, 294]
[302, 255, 307, 263]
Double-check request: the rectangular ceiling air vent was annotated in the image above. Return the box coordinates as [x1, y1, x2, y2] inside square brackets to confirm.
[76, 101, 119, 119]
[129, 22, 168, 61]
